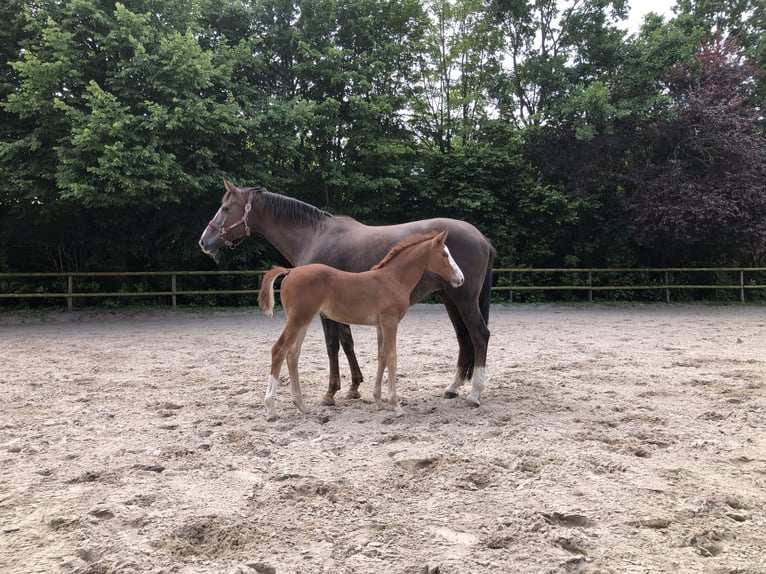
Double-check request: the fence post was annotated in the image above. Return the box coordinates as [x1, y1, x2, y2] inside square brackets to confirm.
[665, 271, 670, 303]
[67, 275, 73, 312]
[509, 272, 513, 303]
[740, 271, 745, 303]
[588, 271, 593, 303]
[172, 274, 177, 310]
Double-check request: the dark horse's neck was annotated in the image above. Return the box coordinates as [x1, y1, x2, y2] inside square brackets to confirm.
[256, 189, 332, 227]
[248, 188, 334, 266]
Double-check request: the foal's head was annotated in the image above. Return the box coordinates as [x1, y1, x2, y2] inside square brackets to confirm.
[374, 230, 464, 288]
[427, 230, 464, 288]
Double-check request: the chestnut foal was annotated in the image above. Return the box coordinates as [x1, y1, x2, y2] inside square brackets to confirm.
[258, 230, 464, 421]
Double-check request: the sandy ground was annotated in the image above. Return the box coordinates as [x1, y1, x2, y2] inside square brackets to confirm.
[1, 303, 765, 574]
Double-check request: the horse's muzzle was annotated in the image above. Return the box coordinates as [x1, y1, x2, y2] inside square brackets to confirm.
[198, 233, 220, 258]
[451, 276, 464, 288]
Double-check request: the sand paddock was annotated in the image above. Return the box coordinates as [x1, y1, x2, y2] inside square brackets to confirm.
[1, 304, 765, 573]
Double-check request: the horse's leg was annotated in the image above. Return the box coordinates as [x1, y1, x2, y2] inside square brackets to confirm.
[338, 323, 364, 399]
[321, 319, 364, 404]
[319, 317, 342, 406]
[286, 325, 310, 415]
[382, 320, 404, 416]
[266, 327, 295, 421]
[439, 292, 490, 406]
[438, 292, 475, 399]
[458, 304, 490, 406]
[372, 324, 386, 411]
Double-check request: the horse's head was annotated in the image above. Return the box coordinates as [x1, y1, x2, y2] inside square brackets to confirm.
[430, 230, 464, 288]
[199, 179, 255, 259]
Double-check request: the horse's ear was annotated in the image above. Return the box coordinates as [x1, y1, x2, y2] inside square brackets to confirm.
[223, 179, 237, 194]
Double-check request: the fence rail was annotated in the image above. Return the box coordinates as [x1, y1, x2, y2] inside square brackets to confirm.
[493, 267, 766, 304]
[2, 268, 766, 310]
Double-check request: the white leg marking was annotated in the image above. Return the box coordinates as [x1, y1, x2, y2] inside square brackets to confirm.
[467, 367, 486, 406]
[444, 372, 466, 397]
[264, 375, 279, 421]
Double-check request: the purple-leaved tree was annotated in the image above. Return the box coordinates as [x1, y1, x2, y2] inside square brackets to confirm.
[626, 33, 766, 265]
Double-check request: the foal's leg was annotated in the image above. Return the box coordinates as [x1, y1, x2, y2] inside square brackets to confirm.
[372, 324, 387, 411]
[286, 325, 310, 415]
[266, 319, 310, 421]
[383, 322, 404, 416]
[373, 319, 403, 416]
[265, 329, 292, 421]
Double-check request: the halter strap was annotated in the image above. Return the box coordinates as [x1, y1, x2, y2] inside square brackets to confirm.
[207, 189, 254, 249]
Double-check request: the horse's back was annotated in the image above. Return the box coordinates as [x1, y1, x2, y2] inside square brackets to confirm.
[395, 218, 494, 260]
[308, 217, 493, 271]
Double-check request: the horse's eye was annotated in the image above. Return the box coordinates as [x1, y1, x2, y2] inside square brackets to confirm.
[222, 207, 229, 214]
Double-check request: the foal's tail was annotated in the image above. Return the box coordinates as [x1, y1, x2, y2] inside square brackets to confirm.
[258, 266, 290, 317]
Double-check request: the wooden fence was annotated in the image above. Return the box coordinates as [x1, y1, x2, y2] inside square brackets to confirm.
[1, 268, 765, 311]
[493, 267, 766, 304]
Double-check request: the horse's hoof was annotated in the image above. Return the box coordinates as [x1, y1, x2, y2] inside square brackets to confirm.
[293, 402, 310, 415]
[345, 390, 361, 400]
[320, 395, 336, 406]
[465, 397, 481, 408]
[266, 413, 279, 422]
[443, 390, 459, 399]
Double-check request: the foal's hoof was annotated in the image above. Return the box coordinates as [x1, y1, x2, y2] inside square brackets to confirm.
[443, 390, 459, 399]
[345, 390, 362, 400]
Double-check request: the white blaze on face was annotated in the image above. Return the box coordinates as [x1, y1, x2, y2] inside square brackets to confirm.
[444, 245, 464, 287]
[199, 206, 225, 254]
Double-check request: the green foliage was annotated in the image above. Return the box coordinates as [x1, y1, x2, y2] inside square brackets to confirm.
[1, 0, 765, 283]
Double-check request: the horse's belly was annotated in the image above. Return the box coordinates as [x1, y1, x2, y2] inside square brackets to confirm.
[321, 304, 378, 327]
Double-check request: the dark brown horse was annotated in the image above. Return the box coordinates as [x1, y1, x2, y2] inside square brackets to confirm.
[258, 230, 464, 421]
[199, 180, 495, 406]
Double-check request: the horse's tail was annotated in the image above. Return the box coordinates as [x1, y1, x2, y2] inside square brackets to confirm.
[258, 266, 290, 317]
[479, 242, 497, 324]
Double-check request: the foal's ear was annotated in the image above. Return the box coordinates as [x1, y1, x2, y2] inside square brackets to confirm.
[435, 229, 449, 244]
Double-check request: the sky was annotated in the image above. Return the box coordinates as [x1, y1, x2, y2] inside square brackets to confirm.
[621, 0, 676, 32]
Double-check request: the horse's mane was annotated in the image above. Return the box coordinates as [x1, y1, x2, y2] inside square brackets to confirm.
[244, 187, 334, 228]
[371, 231, 440, 270]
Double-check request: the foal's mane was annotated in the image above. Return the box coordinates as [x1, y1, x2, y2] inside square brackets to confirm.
[371, 231, 440, 270]
[241, 186, 334, 228]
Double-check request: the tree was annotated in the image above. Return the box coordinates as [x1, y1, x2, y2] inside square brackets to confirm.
[673, 0, 766, 112]
[624, 34, 766, 265]
[409, 0, 502, 152]
[0, 0, 255, 271]
[518, 13, 703, 267]
[403, 121, 584, 266]
[490, 0, 629, 129]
